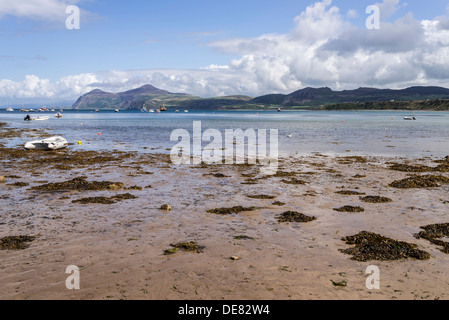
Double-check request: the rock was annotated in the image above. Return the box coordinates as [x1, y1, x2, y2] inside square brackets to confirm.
[230, 256, 240, 261]
[160, 204, 172, 211]
[0, 176, 5, 184]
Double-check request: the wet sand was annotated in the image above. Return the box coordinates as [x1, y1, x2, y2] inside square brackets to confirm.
[1, 125, 449, 300]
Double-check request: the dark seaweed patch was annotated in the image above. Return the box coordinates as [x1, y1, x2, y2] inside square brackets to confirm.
[170, 241, 203, 253]
[207, 206, 257, 215]
[340, 231, 430, 261]
[336, 156, 368, 164]
[389, 161, 449, 173]
[233, 235, 256, 240]
[335, 190, 366, 196]
[7, 182, 29, 187]
[276, 211, 317, 223]
[414, 223, 449, 254]
[0, 235, 36, 250]
[72, 193, 137, 204]
[246, 194, 276, 199]
[281, 178, 307, 185]
[333, 206, 365, 213]
[31, 177, 124, 192]
[272, 201, 286, 206]
[359, 196, 392, 203]
[389, 175, 449, 188]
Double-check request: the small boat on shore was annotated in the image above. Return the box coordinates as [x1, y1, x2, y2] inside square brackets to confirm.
[24, 136, 68, 150]
[6, 107, 14, 112]
[404, 116, 417, 120]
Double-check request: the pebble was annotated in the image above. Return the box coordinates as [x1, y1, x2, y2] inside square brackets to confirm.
[160, 204, 172, 211]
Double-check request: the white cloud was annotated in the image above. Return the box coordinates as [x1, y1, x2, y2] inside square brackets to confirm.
[2, 0, 449, 103]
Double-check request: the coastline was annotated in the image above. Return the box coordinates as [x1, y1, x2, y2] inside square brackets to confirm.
[1, 121, 449, 300]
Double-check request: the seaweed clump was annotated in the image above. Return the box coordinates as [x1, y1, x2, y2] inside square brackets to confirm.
[164, 241, 204, 255]
[359, 196, 392, 203]
[335, 190, 366, 196]
[31, 177, 124, 192]
[414, 223, 449, 254]
[281, 178, 307, 185]
[389, 175, 449, 189]
[0, 235, 36, 250]
[72, 193, 137, 204]
[247, 194, 276, 199]
[276, 211, 317, 223]
[333, 206, 365, 213]
[340, 231, 430, 261]
[207, 206, 257, 215]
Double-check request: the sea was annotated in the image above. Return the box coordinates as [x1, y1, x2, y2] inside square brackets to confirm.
[1, 109, 449, 159]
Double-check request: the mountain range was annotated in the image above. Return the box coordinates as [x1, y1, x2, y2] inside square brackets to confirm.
[72, 84, 449, 110]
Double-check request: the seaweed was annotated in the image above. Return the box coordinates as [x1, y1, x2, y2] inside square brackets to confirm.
[335, 190, 366, 196]
[0, 235, 36, 250]
[276, 211, 317, 223]
[333, 206, 365, 213]
[7, 182, 29, 187]
[336, 156, 368, 164]
[340, 231, 430, 261]
[207, 206, 257, 215]
[414, 223, 449, 254]
[163, 248, 179, 255]
[389, 175, 449, 188]
[233, 235, 256, 240]
[281, 178, 307, 185]
[272, 201, 286, 206]
[31, 177, 124, 192]
[72, 193, 137, 204]
[389, 160, 449, 173]
[359, 196, 392, 203]
[246, 194, 276, 199]
[170, 241, 203, 253]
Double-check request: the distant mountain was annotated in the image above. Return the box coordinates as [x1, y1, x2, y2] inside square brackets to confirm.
[72, 84, 449, 110]
[72, 85, 195, 110]
[250, 86, 449, 107]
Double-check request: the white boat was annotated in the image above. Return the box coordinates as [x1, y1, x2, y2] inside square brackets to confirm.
[184, 110, 189, 113]
[149, 109, 154, 113]
[24, 115, 49, 121]
[6, 107, 14, 112]
[404, 116, 417, 120]
[55, 112, 63, 118]
[24, 136, 68, 150]
[115, 109, 119, 112]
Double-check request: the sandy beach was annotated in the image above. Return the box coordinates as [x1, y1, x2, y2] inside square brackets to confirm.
[1, 122, 449, 300]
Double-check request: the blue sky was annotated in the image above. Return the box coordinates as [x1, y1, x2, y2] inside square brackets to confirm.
[1, 0, 449, 103]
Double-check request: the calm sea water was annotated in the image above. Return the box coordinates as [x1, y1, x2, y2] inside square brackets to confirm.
[1, 109, 449, 158]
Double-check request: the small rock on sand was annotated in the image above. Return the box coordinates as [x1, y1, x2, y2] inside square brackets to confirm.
[0, 176, 5, 184]
[160, 204, 172, 211]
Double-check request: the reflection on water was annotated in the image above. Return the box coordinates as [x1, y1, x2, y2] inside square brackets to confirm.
[1, 110, 448, 158]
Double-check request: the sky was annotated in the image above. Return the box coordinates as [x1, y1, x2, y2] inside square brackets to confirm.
[1, 0, 449, 104]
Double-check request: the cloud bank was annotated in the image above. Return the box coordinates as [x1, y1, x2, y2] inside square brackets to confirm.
[2, 0, 449, 103]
